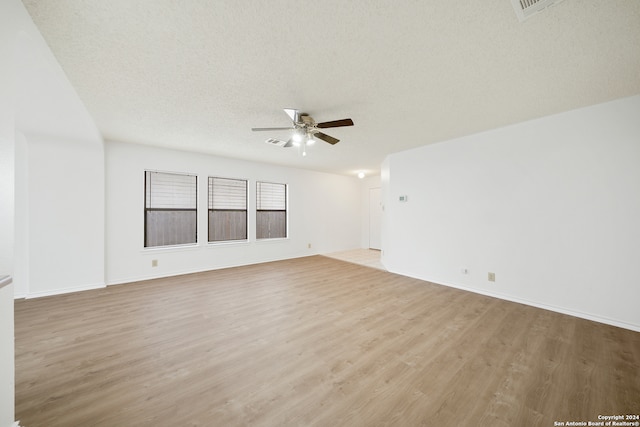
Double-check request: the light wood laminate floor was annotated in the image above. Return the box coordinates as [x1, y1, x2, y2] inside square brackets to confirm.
[323, 248, 384, 270]
[15, 256, 640, 426]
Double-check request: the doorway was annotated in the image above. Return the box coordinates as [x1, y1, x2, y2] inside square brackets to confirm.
[369, 187, 381, 250]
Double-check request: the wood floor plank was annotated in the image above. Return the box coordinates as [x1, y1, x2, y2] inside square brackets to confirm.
[14, 256, 640, 426]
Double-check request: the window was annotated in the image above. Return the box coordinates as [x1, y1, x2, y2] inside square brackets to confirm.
[208, 177, 247, 242]
[144, 171, 197, 247]
[256, 181, 287, 239]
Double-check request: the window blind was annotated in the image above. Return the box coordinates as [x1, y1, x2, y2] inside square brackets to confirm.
[208, 177, 247, 242]
[256, 181, 287, 239]
[144, 171, 197, 247]
[146, 171, 197, 209]
[256, 182, 286, 211]
[208, 177, 247, 210]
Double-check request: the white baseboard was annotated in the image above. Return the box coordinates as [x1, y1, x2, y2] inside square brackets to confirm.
[107, 267, 224, 286]
[430, 277, 640, 332]
[386, 267, 640, 332]
[106, 253, 314, 286]
[24, 282, 105, 299]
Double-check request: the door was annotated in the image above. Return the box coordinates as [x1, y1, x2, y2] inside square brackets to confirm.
[369, 187, 381, 250]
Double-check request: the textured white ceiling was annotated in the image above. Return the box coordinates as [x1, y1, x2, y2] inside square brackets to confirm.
[21, 0, 640, 176]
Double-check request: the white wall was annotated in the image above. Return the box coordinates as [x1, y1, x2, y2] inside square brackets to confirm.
[382, 95, 640, 331]
[0, 132, 15, 427]
[0, 0, 17, 279]
[23, 136, 104, 297]
[105, 141, 362, 284]
[12, 133, 28, 298]
[0, 136, 14, 275]
[0, 281, 15, 427]
[1, 1, 20, 424]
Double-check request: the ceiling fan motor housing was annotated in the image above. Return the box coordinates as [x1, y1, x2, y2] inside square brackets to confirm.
[252, 108, 354, 147]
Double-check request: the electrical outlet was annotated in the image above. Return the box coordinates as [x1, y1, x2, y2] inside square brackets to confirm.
[488, 272, 495, 282]
[152, 259, 158, 267]
[461, 268, 468, 275]
[307, 243, 312, 249]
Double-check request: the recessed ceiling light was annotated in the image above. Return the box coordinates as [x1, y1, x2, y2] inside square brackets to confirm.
[357, 172, 365, 179]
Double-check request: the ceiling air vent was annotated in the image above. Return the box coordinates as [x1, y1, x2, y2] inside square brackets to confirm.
[511, 0, 565, 22]
[265, 138, 287, 147]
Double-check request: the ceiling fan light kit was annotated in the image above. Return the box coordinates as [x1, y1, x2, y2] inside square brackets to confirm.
[252, 108, 354, 156]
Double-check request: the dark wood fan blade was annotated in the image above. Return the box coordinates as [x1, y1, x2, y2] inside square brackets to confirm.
[314, 132, 340, 145]
[316, 118, 354, 128]
[251, 127, 294, 131]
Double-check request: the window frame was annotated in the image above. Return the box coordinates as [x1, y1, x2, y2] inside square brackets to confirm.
[144, 170, 198, 249]
[255, 181, 288, 240]
[207, 176, 248, 243]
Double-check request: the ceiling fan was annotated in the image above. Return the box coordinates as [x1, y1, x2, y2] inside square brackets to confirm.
[252, 108, 354, 156]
